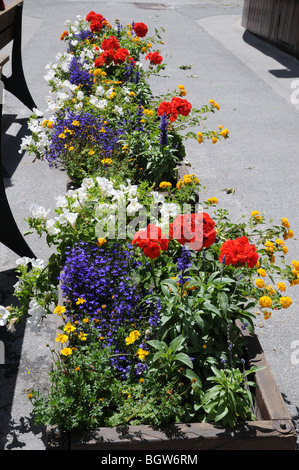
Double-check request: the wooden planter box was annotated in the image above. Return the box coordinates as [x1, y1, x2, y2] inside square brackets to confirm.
[46, 319, 297, 450]
[45, 166, 297, 450]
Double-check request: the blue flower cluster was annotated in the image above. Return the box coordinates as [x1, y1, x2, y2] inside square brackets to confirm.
[59, 242, 160, 378]
[45, 109, 123, 167]
[69, 55, 94, 92]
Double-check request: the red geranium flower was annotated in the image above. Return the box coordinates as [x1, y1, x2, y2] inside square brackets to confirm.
[169, 212, 216, 251]
[219, 236, 259, 268]
[113, 48, 130, 64]
[145, 51, 163, 65]
[132, 224, 169, 259]
[170, 97, 192, 117]
[101, 36, 120, 51]
[133, 22, 148, 38]
[157, 97, 192, 122]
[86, 11, 106, 32]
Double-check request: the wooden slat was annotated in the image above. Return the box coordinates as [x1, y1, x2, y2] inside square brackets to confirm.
[0, 0, 22, 32]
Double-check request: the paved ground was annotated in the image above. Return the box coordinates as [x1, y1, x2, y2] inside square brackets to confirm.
[1, 0, 299, 450]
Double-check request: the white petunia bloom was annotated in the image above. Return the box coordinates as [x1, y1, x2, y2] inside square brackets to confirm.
[46, 219, 60, 235]
[126, 198, 144, 216]
[15, 257, 32, 266]
[27, 300, 45, 328]
[0, 306, 10, 327]
[29, 203, 51, 221]
[31, 259, 45, 270]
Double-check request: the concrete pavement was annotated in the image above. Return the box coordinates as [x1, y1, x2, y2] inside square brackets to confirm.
[1, 0, 299, 449]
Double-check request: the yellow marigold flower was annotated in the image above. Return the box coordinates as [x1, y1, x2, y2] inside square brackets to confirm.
[55, 333, 68, 343]
[281, 218, 290, 228]
[178, 84, 185, 89]
[280, 296, 292, 308]
[54, 305, 66, 316]
[97, 238, 107, 247]
[292, 260, 299, 271]
[27, 393, 33, 399]
[63, 322, 76, 334]
[251, 210, 260, 217]
[277, 282, 286, 292]
[136, 348, 149, 361]
[47, 121, 54, 129]
[212, 136, 218, 144]
[125, 330, 141, 345]
[93, 69, 102, 76]
[255, 278, 265, 288]
[282, 246, 288, 254]
[220, 128, 229, 137]
[159, 181, 172, 189]
[259, 296, 272, 308]
[257, 268, 266, 277]
[207, 197, 218, 204]
[264, 240, 276, 252]
[68, 146, 74, 151]
[60, 347, 72, 356]
[284, 229, 294, 240]
[176, 180, 182, 189]
[265, 285, 275, 296]
[275, 239, 284, 246]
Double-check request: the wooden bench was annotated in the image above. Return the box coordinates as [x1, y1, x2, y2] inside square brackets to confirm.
[0, 0, 36, 259]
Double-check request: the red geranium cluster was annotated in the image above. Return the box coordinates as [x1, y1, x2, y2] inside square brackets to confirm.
[169, 212, 216, 251]
[86, 11, 106, 33]
[132, 224, 169, 260]
[94, 36, 130, 67]
[157, 97, 192, 122]
[219, 236, 259, 268]
[145, 51, 163, 65]
[133, 22, 148, 38]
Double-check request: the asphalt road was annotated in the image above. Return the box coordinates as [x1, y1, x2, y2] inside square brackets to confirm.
[1, 0, 299, 450]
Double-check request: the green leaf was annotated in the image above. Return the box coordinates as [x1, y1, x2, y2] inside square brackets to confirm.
[217, 292, 228, 315]
[169, 334, 185, 352]
[175, 352, 193, 369]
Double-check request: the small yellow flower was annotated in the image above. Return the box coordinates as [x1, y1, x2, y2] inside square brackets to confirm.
[76, 297, 86, 305]
[207, 197, 218, 204]
[264, 240, 276, 253]
[27, 393, 33, 399]
[281, 218, 290, 228]
[259, 296, 272, 308]
[292, 260, 299, 271]
[97, 238, 107, 247]
[212, 136, 218, 144]
[282, 246, 288, 254]
[136, 348, 149, 360]
[88, 149, 95, 155]
[275, 239, 284, 246]
[53, 305, 66, 316]
[60, 347, 72, 356]
[58, 133, 66, 139]
[284, 229, 294, 240]
[125, 330, 141, 345]
[255, 278, 265, 288]
[257, 268, 266, 277]
[55, 333, 68, 343]
[220, 128, 229, 137]
[72, 120, 80, 127]
[78, 332, 88, 341]
[280, 296, 292, 308]
[63, 322, 76, 334]
[159, 181, 172, 189]
[277, 282, 286, 292]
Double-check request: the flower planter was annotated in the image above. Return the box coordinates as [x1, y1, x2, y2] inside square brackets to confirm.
[45, 317, 297, 450]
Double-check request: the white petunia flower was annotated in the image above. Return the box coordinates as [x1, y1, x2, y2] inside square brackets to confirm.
[0, 306, 10, 327]
[27, 300, 45, 328]
[46, 219, 60, 235]
[29, 203, 51, 221]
